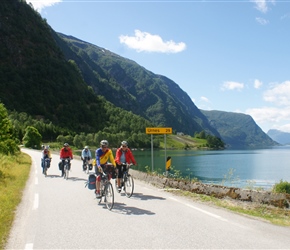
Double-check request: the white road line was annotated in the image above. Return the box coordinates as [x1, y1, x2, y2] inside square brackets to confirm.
[35, 177, 38, 185]
[169, 197, 228, 222]
[24, 243, 33, 249]
[33, 193, 39, 210]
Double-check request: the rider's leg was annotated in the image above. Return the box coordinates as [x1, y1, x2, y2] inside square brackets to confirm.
[95, 175, 101, 198]
[41, 158, 44, 173]
[61, 160, 65, 176]
[116, 164, 122, 190]
[82, 158, 86, 170]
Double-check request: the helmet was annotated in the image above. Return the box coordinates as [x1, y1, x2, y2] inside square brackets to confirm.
[100, 140, 108, 146]
[121, 141, 128, 146]
[84, 146, 89, 149]
[41, 144, 45, 149]
[45, 146, 49, 150]
[64, 143, 69, 147]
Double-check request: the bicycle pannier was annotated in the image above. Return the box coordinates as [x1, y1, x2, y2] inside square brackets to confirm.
[87, 174, 96, 190]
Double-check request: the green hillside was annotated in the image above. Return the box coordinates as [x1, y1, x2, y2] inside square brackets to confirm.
[0, 0, 277, 149]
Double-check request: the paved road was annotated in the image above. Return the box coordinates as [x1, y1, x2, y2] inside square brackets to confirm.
[5, 148, 290, 249]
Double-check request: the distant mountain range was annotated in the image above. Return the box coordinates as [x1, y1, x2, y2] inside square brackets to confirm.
[267, 129, 290, 145]
[0, 0, 279, 149]
[202, 110, 279, 148]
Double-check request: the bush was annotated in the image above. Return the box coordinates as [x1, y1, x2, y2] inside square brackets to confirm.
[272, 180, 290, 194]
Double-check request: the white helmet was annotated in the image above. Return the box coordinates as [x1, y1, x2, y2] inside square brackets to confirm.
[84, 146, 89, 149]
[121, 141, 128, 146]
[100, 140, 108, 146]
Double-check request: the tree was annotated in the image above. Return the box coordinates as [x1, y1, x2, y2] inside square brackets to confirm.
[22, 126, 42, 148]
[0, 103, 19, 154]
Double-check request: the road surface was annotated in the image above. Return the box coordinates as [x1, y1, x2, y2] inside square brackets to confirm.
[5, 148, 290, 249]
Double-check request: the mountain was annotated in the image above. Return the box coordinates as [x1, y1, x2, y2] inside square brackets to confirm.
[0, 0, 277, 148]
[0, 0, 152, 136]
[267, 129, 290, 145]
[53, 33, 220, 137]
[201, 110, 279, 148]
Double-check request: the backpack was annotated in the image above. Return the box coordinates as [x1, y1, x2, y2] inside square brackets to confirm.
[87, 174, 96, 190]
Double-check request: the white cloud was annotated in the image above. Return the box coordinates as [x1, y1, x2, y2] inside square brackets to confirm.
[281, 13, 290, 20]
[245, 80, 290, 132]
[263, 81, 290, 106]
[246, 106, 290, 132]
[251, 0, 276, 13]
[254, 79, 263, 89]
[119, 30, 186, 53]
[221, 81, 244, 91]
[246, 107, 290, 123]
[255, 17, 269, 25]
[27, 0, 62, 13]
[200, 96, 210, 103]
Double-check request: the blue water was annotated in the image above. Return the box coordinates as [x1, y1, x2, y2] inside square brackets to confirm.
[131, 146, 290, 190]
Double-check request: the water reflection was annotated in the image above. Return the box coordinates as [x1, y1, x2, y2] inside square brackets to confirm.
[75, 147, 290, 190]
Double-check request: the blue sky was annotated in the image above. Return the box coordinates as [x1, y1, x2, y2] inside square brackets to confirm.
[28, 0, 290, 133]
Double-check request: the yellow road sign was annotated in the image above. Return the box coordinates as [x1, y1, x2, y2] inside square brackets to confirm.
[146, 127, 172, 134]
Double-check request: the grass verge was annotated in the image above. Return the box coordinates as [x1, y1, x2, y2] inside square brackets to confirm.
[166, 189, 290, 227]
[0, 153, 31, 249]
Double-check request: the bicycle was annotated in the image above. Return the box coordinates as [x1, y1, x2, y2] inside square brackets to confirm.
[83, 158, 93, 174]
[43, 158, 51, 176]
[61, 158, 72, 180]
[98, 164, 115, 210]
[115, 163, 134, 198]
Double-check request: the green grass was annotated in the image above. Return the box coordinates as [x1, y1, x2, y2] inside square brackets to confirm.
[159, 135, 207, 149]
[0, 153, 31, 249]
[165, 189, 290, 226]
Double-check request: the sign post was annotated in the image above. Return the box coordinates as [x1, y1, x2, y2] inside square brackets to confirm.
[146, 127, 172, 172]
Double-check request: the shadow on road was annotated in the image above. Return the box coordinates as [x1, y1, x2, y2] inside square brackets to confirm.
[129, 193, 166, 201]
[43, 174, 63, 178]
[66, 176, 88, 182]
[105, 202, 155, 215]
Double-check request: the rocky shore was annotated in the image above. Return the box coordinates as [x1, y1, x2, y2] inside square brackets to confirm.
[130, 169, 290, 209]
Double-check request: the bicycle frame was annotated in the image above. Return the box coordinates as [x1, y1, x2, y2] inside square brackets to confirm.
[62, 158, 71, 180]
[117, 163, 134, 198]
[98, 172, 114, 210]
[43, 158, 50, 176]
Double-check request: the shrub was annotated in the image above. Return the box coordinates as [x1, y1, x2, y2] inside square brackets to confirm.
[272, 180, 290, 194]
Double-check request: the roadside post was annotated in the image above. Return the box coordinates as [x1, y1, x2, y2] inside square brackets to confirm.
[145, 127, 172, 172]
[165, 156, 171, 177]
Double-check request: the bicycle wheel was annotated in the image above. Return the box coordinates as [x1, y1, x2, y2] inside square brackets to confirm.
[65, 165, 69, 180]
[104, 182, 114, 210]
[44, 164, 47, 176]
[124, 174, 134, 198]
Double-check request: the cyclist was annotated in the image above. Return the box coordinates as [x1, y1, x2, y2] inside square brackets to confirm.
[41, 145, 52, 174]
[114, 141, 137, 192]
[59, 143, 73, 177]
[81, 146, 92, 171]
[95, 140, 116, 198]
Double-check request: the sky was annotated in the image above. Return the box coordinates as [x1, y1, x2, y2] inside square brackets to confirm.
[27, 0, 290, 133]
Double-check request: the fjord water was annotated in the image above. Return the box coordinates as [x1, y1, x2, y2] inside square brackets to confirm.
[132, 146, 290, 190]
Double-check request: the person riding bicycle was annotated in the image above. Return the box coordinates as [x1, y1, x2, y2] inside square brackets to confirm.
[95, 140, 116, 198]
[59, 143, 73, 177]
[41, 145, 52, 174]
[115, 141, 137, 192]
[81, 146, 92, 171]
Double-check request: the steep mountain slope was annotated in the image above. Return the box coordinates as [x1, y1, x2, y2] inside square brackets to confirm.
[55, 34, 220, 137]
[0, 0, 151, 134]
[267, 129, 290, 145]
[0, 0, 278, 148]
[202, 110, 279, 148]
